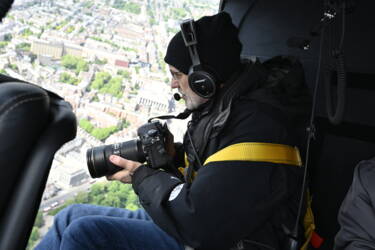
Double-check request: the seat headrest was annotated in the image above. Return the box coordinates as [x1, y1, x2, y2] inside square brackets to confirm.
[0, 81, 50, 216]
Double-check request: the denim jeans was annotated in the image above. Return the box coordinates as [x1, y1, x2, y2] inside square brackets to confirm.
[35, 204, 185, 250]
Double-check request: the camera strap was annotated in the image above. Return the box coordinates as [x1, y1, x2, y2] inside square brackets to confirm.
[148, 109, 192, 123]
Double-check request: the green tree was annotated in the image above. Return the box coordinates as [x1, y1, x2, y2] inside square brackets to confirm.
[61, 55, 89, 74]
[59, 72, 80, 85]
[120, 120, 130, 129]
[134, 82, 140, 90]
[122, 47, 137, 53]
[102, 193, 121, 207]
[91, 94, 100, 102]
[82, 1, 94, 8]
[29, 227, 39, 242]
[113, 1, 141, 14]
[100, 77, 123, 97]
[117, 69, 131, 79]
[21, 28, 34, 37]
[74, 192, 89, 203]
[15, 42, 31, 52]
[91, 71, 111, 90]
[54, 20, 68, 30]
[48, 182, 140, 216]
[34, 211, 44, 228]
[125, 191, 139, 210]
[79, 118, 121, 141]
[3, 34, 12, 41]
[90, 182, 106, 196]
[65, 25, 75, 34]
[90, 72, 124, 97]
[6, 14, 14, 20]
[8, 64, 18, 72]
[149, 17, 156, 26]
[26, 227, 39, 250]
[79, 119, 94, 133]
[61, 55, 78, 69]
[91, 126, 117, 141]
[94, 58, 107, 65]
[90, 37, 119, 49]
[76, 59, 89, 73]
[171, 8, 187, 19]
[0, 41, 8, 49]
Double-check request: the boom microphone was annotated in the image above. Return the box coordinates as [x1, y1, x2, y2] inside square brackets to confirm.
[174, 93, 181, 101]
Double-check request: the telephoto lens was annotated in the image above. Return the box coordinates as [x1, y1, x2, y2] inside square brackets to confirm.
[86, 139, 146, 178]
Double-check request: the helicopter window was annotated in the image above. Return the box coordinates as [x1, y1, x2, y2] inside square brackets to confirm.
[0, 0, 219, 248]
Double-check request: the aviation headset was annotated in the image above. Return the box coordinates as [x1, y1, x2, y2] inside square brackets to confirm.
[180, 19, 217, 98]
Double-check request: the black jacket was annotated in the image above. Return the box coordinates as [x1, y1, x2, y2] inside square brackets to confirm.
[132, 58, 310, 249]
[335, 157, 375, 250]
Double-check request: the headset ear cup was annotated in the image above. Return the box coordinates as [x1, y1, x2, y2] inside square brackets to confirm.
[188, 71, 216, 98]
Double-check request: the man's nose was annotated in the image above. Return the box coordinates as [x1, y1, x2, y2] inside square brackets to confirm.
[171, 79, 179, 89]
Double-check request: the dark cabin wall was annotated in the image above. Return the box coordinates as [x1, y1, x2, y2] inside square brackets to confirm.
[226, 0, 374, 73]
[224, 0, 375, 125]
[223, 1, 375, 249]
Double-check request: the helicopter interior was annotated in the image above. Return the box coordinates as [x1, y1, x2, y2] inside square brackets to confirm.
[0, 0, 375, 249]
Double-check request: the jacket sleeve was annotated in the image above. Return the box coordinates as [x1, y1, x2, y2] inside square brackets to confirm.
[335, 158, 375, 250]
[132, 160, 289, 249]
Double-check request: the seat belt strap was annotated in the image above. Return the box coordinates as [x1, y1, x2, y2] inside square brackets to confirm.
[203, 142, 302, 167]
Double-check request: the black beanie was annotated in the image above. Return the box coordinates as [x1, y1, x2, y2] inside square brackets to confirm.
[164, 12, 242, 83]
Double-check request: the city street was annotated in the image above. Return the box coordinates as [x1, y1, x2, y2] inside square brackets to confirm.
[39, 179, 103, 211]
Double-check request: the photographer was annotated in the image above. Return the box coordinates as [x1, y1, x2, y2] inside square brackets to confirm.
[37, 12, 311, 250]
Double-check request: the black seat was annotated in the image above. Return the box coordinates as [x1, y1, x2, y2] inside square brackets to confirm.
[0, 75, 77, 250]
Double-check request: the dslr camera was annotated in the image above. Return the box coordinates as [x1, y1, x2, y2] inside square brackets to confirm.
[86, 120, 170, 178]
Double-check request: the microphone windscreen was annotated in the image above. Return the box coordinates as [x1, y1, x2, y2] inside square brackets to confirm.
[174, 93, 181, 101]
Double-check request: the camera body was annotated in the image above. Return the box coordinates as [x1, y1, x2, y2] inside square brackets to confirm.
[87, 120, 170, 178]
[137, 120, 170, 169]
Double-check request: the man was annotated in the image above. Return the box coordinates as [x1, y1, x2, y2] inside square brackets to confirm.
[335, 157, 375, 249]
[37, 12, 310, 250]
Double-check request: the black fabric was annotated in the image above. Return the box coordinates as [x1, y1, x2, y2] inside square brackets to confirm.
[133, 168, 182, 207]
[334, 157, 375, 250]
[164, 12, 242, 83]
[173, 142, 185, 168]
[132, 165, 160, 191]
[132, 59, 310, 249]
[251, 56, 311, 118]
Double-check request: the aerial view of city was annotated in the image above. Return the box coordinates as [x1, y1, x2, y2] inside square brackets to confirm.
[0, 0, 218, 247]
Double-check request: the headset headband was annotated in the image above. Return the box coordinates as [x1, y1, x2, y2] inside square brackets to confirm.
[180, 19, 201, 70]
[180, 19, 217, 98]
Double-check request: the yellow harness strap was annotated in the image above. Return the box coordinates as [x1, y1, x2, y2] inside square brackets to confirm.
[301, 191, 316, 250]
[203, 142, 302, 167]
[179, 142, 301, 176]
